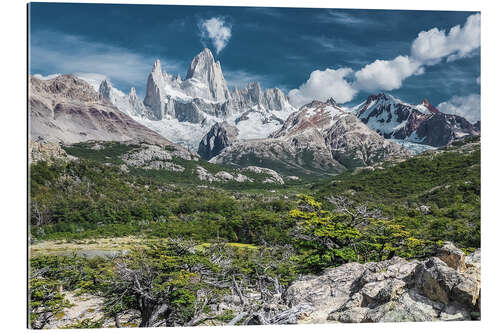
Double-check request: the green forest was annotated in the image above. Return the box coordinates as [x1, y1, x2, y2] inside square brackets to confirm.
[29, 137, 480, 328]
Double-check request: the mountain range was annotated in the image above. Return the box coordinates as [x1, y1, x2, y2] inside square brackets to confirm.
[29, 74, 173, 147]
[355, 93, 479, 147]
[29, 48, 480, 176]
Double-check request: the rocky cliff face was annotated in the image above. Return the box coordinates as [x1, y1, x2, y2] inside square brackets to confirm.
[230, 81, 292, 113]
[356, 93, 479, 147]
[198, 122, 239, 160]
[285, 242, 480, 323]
[143, 59, 167, 120]
[212, 99, 409, 175]
[129, 49, 297, 149]
[184, 48, 231, 102]
[325, 114, 410, 168]
[142, 49, 233, 122]
[141, 49, 294, 123]
[29, 75, 173, 146]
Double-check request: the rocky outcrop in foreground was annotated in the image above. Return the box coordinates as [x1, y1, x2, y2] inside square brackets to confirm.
[40, 242, 480, 328]
[285, 242, 480, 323]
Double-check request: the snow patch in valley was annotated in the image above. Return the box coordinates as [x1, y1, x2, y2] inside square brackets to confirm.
[132, 115, 214, 151]
[231, 107, 296, 140]
[389, 139, 435, 155]
[407, 131, 426, 144]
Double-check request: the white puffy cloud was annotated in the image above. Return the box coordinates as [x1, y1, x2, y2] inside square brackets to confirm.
[289, 14, 480, 104]
[437, 94, 480, 123]
[200, 17, 232, 55]
[354, 56, 423, 91]
[288, 68, 357, 107]
[411, 13, 480, 64]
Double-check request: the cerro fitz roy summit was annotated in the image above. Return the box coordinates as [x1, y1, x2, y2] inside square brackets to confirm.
[32, 48, 480, 175]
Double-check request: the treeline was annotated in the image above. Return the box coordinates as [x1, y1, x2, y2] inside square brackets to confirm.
[313, 146, 480, 249]
[31, 140, 480, 251]
[30, 159, 296, 244]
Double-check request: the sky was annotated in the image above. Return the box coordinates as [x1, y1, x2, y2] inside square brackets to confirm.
[28, 3, 481, 122]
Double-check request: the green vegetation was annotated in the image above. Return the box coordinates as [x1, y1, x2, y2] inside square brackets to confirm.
[313, 144, 480, 249]
[62, 141, 315, 188]
[63, 141, 141, 165]
[29, 138, 480, 327]
[30, 240, 298, 328]
[289, 195, 433, 273]
[30, 156, 297, 243]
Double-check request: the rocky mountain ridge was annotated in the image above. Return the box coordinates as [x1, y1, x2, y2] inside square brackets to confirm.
[355, 93, 479, 147]
[73, 48, 479, 156]
[197, 122, 239, 160]
[33, 49, 480, 178]
[29, 75, 175, 146]
[86, 48, 296, 150]
[98, 80, 152, 119]
[209, 99, 410, 175]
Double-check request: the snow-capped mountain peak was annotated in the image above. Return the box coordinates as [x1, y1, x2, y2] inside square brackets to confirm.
[186, 48, 215, 80]
[325, 97, 338, 106]
[183, 48, 231, 102]
[91, 48, 295, 150]
[355, 93, 478, 147]
[418, 98, 440, 114]
[129, 87, 137, 97]
[364, 92, 407, 107]
[273, 99, 348, 138]
[97, 79, 151, 119]
[152, 59, 163, 77]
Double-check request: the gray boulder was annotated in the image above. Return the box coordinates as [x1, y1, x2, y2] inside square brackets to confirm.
[285, 243, 480, 324]
[435, 241, 466, 272]
[414, 257, 480, 309]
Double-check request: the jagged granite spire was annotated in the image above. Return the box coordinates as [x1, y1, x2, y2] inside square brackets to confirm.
[98, 79, 113, 101]
[152, 59, 162, 77]
[231, 81, 291, 111]
[184, 48, 231, 102]
[143, 59, 166, 120]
